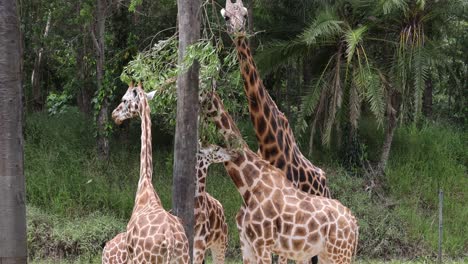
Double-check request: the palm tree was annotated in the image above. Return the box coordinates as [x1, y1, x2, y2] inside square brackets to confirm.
[374, 0, 467, 172]
[256, 0, 467, 173]
[258, 2, 387, 156]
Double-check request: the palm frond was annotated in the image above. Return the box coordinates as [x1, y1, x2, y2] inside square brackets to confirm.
[344, 26, 368, 64]
[255, 40, 309, 75]
[300, 53, 337, 118]
[416, 0, 426, 11]
[322, 53, 343, 147]
[300, 8, 344, 45]
[412, 46, 430, 122]
[349, 83, 362, 130]
[378, 0, 408, 15]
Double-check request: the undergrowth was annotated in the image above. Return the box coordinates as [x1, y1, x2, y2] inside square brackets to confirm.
[387, 123, 467, 257]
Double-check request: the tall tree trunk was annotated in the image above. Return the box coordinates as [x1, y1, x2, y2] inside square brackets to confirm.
[0, 0, 27, 262]
[173, 0, 200, 261]
[378, 90, 400, 174]
[93, 0, 109, 160]
[76, 1, 92, 116]
[247, 0, 255, 49]
[76, 32, 93, 116]
[31, 10, 51, 112]
[423, 76, 433, 118]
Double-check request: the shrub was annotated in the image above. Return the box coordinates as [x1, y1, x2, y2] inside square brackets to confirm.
[27, 206, 125, 260]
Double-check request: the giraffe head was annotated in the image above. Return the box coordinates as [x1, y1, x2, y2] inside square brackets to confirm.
[221, 0, 248, 34]
[198, 143, 233, 164]
[112, 82, 156, 125]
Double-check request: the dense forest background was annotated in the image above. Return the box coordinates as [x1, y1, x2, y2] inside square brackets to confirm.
[20, 0, 466, 262]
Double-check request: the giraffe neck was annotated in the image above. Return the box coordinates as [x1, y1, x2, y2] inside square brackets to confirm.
[134, 94, 162, 208]
[234, 36, 299, 160]
[195, 160, 207, 196]
[206, 92, 248, 148]
[204, 91, 266, 199]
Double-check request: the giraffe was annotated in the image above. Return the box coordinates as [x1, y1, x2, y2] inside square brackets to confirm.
[111, 82, 190, 263]
[193, 143, 232, 264]
[102, 143, 231, 264]
[102, 232, 127, 264]
[200, 90, 359, 264]
[221, 0, 331, 199]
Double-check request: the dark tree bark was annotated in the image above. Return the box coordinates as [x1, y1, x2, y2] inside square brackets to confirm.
[76, 1, 93, 116]
[31, 9, 51, 112]
[378, 90, 400, 174]
[247, 0, 255, 48]
[0, 0, 27, 262]
[172, 0, 200, 260]
[423, 76, 433, 118]
[92, 0, 110, 160]
[247, 0, 254, 33]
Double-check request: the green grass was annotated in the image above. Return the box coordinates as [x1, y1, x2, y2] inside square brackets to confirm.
[27, 206, 125, 261]
[386, 123, 467, 256]
[25, 110, 467, 262]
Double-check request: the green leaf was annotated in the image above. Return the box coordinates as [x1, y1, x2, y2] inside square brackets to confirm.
[300, 8, 344, 45]
[345, 26, 368, 65]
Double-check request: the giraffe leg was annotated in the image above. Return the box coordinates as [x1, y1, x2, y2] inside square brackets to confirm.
[193, 239, 207, 264]
[255, 247, 272, 264]
[277, 256, 287, 264]
[238, 228, 256, 264]
[240, 241, 256, 264]
[210, 242, 227, 264]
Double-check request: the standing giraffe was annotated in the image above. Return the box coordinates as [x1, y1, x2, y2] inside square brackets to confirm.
[221, 0, 330, 198]
[200, 90, 358, 263]
[111, 82, 190, 263]
[193, 144, 232, 264]
[102, 143, 230, 264]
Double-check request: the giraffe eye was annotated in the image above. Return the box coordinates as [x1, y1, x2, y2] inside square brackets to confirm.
[224, 16, 230, 21]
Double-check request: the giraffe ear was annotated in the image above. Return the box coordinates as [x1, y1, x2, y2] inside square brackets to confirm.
[145, 91, 156, 100]
[221, 8, 226, 17]
[243, 7, 248, 15]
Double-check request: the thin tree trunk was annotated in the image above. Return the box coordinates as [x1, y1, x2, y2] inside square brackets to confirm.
[423, 76, 433, 118]
[93, 0, 109, 160]
[31, 10, 51, 112]
[76, 31, 93, 116]
[76, 1, 92, 116]
[0, 0, 27, 262]
[378, 91, 400, 174]
[173, 0, 200, 261]
[247, 0, 255, 49]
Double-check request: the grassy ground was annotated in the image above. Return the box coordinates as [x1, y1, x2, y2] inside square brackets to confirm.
[25, 109, 467, 262]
